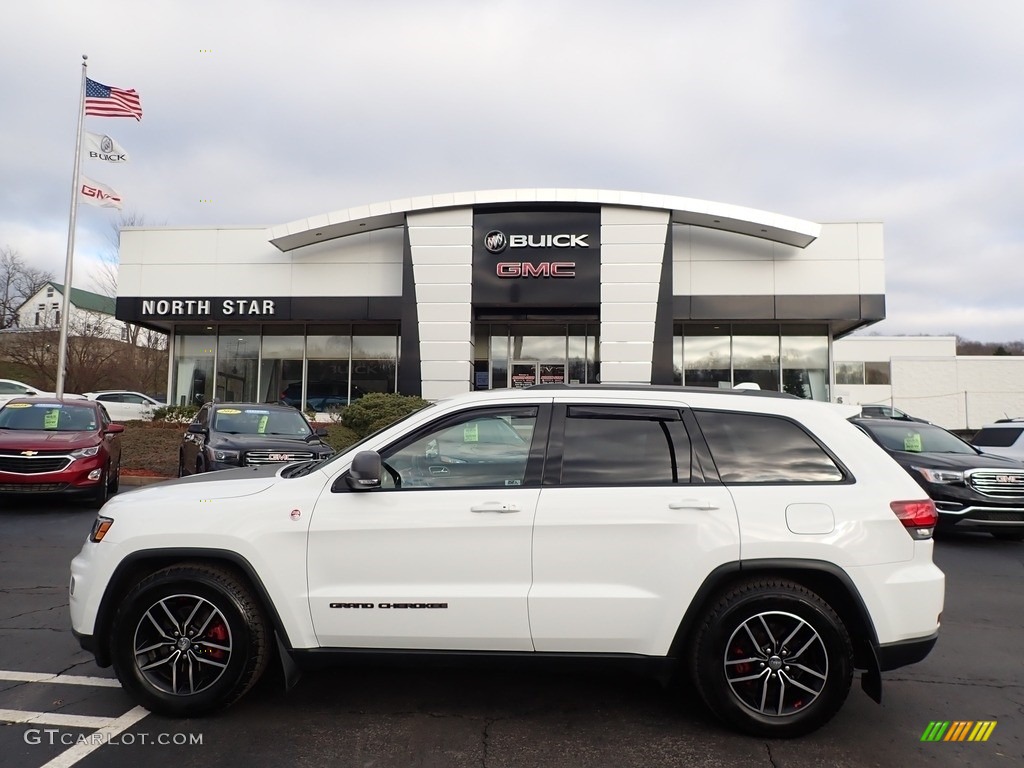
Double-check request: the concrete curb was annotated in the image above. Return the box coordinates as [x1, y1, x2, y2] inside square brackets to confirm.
[121, 475, 173, 487]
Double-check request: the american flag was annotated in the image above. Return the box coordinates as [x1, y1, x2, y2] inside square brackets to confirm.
[85, 78, 143, 121]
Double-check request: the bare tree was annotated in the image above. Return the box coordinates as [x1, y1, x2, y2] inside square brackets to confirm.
[92, 211, 166, 348]
[1, 246, 55, 329]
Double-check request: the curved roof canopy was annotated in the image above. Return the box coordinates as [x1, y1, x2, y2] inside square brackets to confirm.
[268, 188, 820, 253]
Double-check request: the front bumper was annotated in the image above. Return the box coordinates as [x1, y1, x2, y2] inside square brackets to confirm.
[0, 457, 106, 495]
[934, 501, 1024, 532]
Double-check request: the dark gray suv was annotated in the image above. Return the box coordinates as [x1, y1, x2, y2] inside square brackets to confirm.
[178, 403, 333, 476]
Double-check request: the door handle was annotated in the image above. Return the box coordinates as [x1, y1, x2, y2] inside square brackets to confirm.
[668, 499, 719, 510]
[470, 503, 520, 514]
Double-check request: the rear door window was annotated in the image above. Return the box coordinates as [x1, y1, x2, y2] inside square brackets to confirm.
[557, 406, 691, 486]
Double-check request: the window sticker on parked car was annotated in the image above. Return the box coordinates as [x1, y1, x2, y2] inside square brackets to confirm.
[44, 409, 60, 429]
[257, 415, 269, 434]
[219, 408, 241, 415]
[244, 409, 270, 415]
[5, 402, 31, 408]
[904, 433, 923, 452]
[464, 424, 479, 443]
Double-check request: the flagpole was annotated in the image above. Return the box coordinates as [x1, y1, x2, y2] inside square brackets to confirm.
[56, 55, 88, 397]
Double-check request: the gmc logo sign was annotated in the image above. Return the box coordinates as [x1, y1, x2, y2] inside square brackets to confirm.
[496, 262, 576, 278]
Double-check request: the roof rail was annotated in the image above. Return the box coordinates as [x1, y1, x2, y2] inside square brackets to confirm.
[526, 383, 798, 399]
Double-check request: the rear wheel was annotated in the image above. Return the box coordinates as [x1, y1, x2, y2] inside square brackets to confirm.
[690, 578, 853, 737]
[177, 452, 186, 477]
[109, 564, 270, 717]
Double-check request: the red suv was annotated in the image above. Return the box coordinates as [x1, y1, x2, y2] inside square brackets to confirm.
[0, 398, 124, 506]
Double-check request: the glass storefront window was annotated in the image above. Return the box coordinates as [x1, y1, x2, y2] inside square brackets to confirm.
[683, 326, 731, 388]
[781, 327, 828, 401]
[306, 324, 352, 411]
[217, 326, 259, 402]
[352, 324, 399, 397]
[835, 362, 864, 385]
[173, 327, 216, 406]
[490, 324, 509, 390]
[865, 361, 891, 385]
[733, 326, 780, 392]
[260, 325, 305, 405]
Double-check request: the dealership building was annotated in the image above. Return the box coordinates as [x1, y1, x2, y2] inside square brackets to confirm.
[116, 189, 888, 409]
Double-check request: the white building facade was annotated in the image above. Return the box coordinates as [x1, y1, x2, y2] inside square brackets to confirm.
[834, 336, 1024, 429]
[115, 189, 887, 410]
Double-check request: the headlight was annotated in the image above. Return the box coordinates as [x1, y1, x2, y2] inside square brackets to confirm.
[914, 466, 964, 484]
[70, 445, 101, 459]
[212, 449, 240, 463]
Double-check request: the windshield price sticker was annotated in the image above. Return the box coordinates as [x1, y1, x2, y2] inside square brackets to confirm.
[464, 424, 479, 443]
[44, 409, 60, 429]
[258, 415, 269, 434]
[5, 402, 31, 408]
[219, 408, 241, 415]
[904, 434, 923, 452]
[244, 409, 270, 415]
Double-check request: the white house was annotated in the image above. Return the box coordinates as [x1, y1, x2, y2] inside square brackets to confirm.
[16, 282, 127, 341]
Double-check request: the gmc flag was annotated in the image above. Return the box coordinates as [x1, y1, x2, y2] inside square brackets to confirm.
[80, 176, 124, 209]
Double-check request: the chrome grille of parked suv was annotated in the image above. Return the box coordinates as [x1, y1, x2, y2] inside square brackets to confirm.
[968, 470, 1024, 498]
[244, 450, 316, 465]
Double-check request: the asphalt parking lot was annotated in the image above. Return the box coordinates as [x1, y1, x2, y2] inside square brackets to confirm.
[1, 492, 1021, 768]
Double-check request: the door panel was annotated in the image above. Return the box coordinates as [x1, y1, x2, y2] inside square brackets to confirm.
[529, 404, 740, 655]
[306, 404, 547, 650]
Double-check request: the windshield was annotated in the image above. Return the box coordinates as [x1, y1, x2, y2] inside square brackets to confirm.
[213, 407, 312, 437]
[861, 421, 977, 455]
[0, 402, 98, 432]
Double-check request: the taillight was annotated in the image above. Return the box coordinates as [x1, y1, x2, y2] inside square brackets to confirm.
[890, 499, 938, 540]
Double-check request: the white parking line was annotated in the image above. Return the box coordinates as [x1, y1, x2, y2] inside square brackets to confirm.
[0, 708, 117, 729]
[0, 669, 150, 768]
[0, 670, 121, 688]
[41, 706, 150, 768]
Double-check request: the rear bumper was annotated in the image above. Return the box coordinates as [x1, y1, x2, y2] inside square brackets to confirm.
[876, 631, 938, 671]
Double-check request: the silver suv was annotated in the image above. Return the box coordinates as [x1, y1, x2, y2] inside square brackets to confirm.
[971, 418, 1024, 461]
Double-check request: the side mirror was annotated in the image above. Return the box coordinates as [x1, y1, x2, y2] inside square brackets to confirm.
[187, 423, 206, 434]
[315, 427, 329, 437]
[106, 423, 126, 434]
[345, 450, 382, 490]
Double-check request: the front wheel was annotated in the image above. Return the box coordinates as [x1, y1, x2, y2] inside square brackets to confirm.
[690, 578, 853, 737]
[109, 564, 270, 717]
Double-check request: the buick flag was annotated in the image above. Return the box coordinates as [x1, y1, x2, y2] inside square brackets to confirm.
[80, 176, 124, 209]
[83, 131, 130, 163]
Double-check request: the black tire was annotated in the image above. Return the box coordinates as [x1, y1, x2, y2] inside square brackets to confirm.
[991, 531, 1024, 541]
[108, 457, 120, 494]
[690, 578, 853, 737]
[89, 465, 109, 508]
[109, 563, 270, 717]
[177, 452, 186, 478]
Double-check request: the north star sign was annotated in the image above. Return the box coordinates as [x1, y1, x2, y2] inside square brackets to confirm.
[141, 299, 277, 317]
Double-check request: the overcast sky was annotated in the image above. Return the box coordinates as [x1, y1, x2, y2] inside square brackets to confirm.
[3, 0, 1022, 341]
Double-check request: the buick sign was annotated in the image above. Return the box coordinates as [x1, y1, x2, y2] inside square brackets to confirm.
[484, 230, 508, 254]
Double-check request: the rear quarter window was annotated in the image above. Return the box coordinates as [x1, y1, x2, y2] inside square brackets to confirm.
[694, 410, 845, 483]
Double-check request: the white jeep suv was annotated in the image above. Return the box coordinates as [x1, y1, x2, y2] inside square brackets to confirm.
[70, 385, 944, 737]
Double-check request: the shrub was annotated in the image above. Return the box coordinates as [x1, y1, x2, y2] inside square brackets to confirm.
[153, 404, 200, 423]
[322, 423, 362, 453]
[340, 393, 429, 438]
